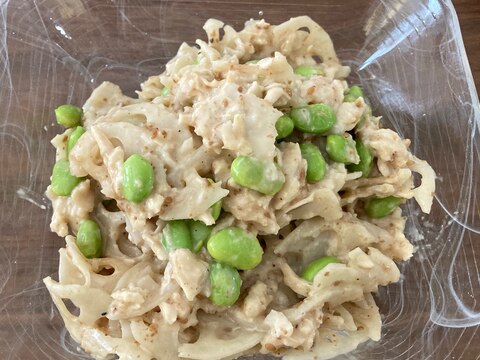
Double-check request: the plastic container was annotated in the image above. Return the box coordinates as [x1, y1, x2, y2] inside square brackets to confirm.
[0, 0, 478, 358]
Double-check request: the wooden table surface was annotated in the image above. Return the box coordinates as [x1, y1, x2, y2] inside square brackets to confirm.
[455, 0, 480, 90]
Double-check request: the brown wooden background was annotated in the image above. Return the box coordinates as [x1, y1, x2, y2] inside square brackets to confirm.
[455, 0, 480, 90]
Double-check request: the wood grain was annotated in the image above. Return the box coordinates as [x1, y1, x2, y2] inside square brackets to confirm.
[454, 0, 480, 90]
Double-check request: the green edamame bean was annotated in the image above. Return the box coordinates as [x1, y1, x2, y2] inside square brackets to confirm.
[344, 85, 363, 102]
[290, 104, 336, 134]
[231, 156, 285, 196]
[302, 256, 338, 282]
[76, 219, 103, 259]
[122, 154, 154, 203]
[210, 200, 222, 221]
[294, 65, 325, 78]
[246, 59, 260, 64]
[326, 134, 359, 164]
[161, 87, 170, 96]
[187, 220, 212, 253]
[347, 140, 373, 177]
[67, 126, 86, 155]
[207, 227, 263, 270]
[275, 115, 294, 140]
[364, 196, 403, 218]
[299, 142, 327, 182]
[161, 220, 193, 252]
[55, 104, 82, 128]
[50, 158, 84, 196]
[207, 179, 223, 221]
[209, 262, 242, 307]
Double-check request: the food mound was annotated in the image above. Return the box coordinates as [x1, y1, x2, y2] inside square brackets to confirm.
[44, 16, 435, 360]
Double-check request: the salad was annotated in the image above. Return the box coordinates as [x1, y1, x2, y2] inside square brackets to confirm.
[44, 16, 435, 360]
